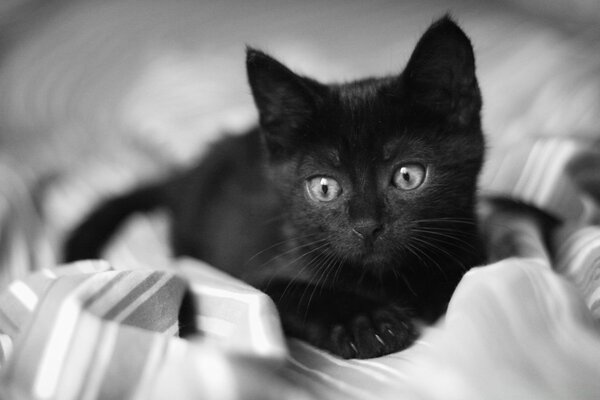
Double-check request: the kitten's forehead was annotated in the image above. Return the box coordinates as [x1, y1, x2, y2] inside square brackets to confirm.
[383, 140, 401, 160]
[309, 147, 342, 168]
[311, 76, 477, 168]
[326, 148, 342, 167]
[320, 80, 402, 159]
[335, 78, 399, 123]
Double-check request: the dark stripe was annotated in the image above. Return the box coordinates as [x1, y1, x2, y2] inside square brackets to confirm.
[81, 271, 129, 309]
[121, 276, 186, 332]
[0, 305, 19, 333]
[102, 273, 163, 320]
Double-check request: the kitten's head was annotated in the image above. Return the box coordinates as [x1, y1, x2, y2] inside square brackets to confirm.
[247, 16, 484, 274]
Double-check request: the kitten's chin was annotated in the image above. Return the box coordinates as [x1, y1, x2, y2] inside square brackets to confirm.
[360, 252, 391, 266]
[332, 241, 395, 270]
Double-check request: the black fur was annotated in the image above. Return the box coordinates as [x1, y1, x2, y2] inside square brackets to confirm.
[65, 16, 486, 359]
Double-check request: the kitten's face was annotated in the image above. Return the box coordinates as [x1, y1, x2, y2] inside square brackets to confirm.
[248, 17, 484, 273]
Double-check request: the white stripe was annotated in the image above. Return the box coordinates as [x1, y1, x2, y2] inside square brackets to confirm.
[564, 236, 600, 283]
[524, 140, 560, 201]
[246, 292, 280, 355]
[80, 323, 119, 400]
[555, 228, 598, 273]
[193, 284, 278, 355]
[587, 286, 600, 310]
[512, 141, 543, 197]
[9, 281, 38, 311]
[164, 321, 179, 337]
[89, 271, 141, 316]
[0, 333, 13, 367]
[555, 228, 585, 265]
[130, 335, 168, 400]
[536, 141, 576, 207]
[33, 276, 97, 398]
[53, 313, 103, 400]
[112, 273, 172, 322]
[40, 269, 57, 279]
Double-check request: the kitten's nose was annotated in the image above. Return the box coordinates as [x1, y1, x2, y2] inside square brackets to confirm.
[352, 220, 383, 240]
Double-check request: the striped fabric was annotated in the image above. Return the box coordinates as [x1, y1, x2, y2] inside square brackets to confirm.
[481, 137, 598, 222]
[555, 226, 600, 320]
[1, 137, 600, 399]
[0, 260, 291, 400]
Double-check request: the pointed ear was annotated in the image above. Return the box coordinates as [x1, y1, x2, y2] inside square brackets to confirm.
[246, 47, 324, 154]
[403, 16, 481, 125]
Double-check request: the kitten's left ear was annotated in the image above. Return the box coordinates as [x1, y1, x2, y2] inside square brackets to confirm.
[246, 47, 325, 155]
[403, 16, 481, 125]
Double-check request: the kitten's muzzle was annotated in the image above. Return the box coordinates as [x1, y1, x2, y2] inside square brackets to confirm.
[351, 221, 383, 241]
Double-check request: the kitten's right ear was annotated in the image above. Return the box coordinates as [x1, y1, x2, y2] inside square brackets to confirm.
[246, 47, 324, 154]
[402, 16, 481, 125]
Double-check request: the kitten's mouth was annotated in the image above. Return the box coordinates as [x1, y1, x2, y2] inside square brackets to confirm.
[331, 236, 393, 267]
[359, 251, 390, 266]
[345, 241, 390, 265]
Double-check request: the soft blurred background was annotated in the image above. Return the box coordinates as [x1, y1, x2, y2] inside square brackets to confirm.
[0, 0, 599, 264]
[0, 0, 598, 288]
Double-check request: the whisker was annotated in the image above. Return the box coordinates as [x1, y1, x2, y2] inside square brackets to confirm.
[245, 232, 324, 265]
[331, 254, 346, 287]
[255, 237, 328, 270]
[298, 250, 333, 302]
[298, 252, 329, 311]
[406, 236, 449, 279]
[318, 251, 341, 293]
[262, 239, 327, 293]
[387, 245, 418, 297]
[412, 217, 478, 226]
[301, 251, 339, 320]
[356, 263, 369, 290]
[274, 242, 330, 302]
[413, 225, 480, 235]
[411, 235, 469, 272]
[411, 228, 478, 251]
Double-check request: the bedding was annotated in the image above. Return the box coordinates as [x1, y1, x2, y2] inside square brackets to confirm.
[2, 141, 600, 399]
[1, 0, 600, 399]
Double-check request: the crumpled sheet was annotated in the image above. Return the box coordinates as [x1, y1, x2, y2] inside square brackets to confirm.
[1, 137, 600, 400]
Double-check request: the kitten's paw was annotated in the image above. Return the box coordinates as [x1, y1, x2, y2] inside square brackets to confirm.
[313, 305, 418, 359]
[268, 282, 418, 359]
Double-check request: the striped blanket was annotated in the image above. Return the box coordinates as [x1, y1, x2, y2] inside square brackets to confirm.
[1, 137, 600, 400]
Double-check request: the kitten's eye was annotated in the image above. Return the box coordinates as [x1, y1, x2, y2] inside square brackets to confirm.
[306, 177, 342, 202]
[393, 164, 426, 190]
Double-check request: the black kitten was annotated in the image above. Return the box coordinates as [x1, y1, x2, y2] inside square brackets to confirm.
[65, 16, 486, 359]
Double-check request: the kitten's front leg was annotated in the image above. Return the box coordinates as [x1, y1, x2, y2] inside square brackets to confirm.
[264, 282, 418, 359]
